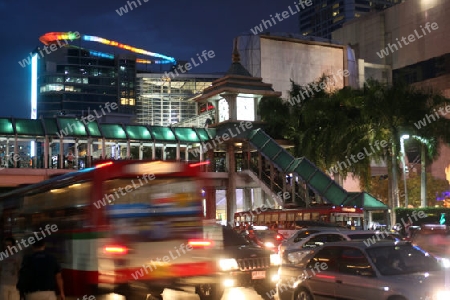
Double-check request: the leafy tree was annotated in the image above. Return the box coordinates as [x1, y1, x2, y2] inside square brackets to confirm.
[371, 173, 449, 207]
[258, 96, 290, 139]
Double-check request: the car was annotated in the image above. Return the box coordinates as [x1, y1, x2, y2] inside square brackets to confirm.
[278, 227, 341, 251]
[243, 225, 286, 253]
[206, 225, 280, 300]
[277, 240, 449, 300]
[411, 225, 450, 268]
[279, 229, 398, 260]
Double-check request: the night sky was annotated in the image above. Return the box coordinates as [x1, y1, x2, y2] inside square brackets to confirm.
[0, 0, 299, 118]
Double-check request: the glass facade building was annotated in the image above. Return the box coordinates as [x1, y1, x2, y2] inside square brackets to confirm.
[299, 0, 403, 39]
[136, 73, 221, 126]
[36, 45, 136, 118]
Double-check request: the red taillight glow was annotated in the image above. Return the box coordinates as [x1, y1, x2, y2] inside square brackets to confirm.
[96, 161, 113, 168]
[188, 239, 213, 248]
[189, 161, 210, 167]
[276, 234, 284, 241]
[104, 245, 128, 254]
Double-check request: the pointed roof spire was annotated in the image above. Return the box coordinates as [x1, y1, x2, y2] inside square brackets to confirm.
[232, 38, 240, 63]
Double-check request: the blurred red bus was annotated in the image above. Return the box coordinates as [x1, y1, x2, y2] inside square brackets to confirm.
[234, 205, 364, 238]
[0, 160, 219, 300]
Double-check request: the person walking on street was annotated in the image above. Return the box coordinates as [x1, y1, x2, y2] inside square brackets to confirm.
[67, 151, 74, 169]
[0, 237, 21, 300]
[17, 239, 65, 300]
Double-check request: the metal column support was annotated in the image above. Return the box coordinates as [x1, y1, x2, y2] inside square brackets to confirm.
[199, 144, 203, 161]
[44, 136, 49, 169]
[49, 142, 53, 169]
[152, 142, 156, 160]
[74, 139, 79, 168]
[101, 139, 106, 159]
[87, 138, 92, 167]
[162, 144, 166, 160]
[5, 139, 9, 169]
[139, 143, 143, 160]
[126, 140, 131, 159]
[59, 139, 64, 169]
[14, 136, 18, 168]
[226, 143, 236, 225]
[291, 174, 296, 204]
[176, 143, 180, 161]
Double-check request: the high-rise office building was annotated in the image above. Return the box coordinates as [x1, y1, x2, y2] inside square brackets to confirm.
[136, 73, 221, 126]
[299, 0, 403, 39]
[36, 46, 137, 119]
[33, 32, 176, 122]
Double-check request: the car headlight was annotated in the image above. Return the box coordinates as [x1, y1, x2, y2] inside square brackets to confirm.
[270, 253, 281, 266]
[219, 258, 239, 271]
[435, 290, 450, 300]
[265, 242, 275, 248]
[439, 258, 450, 268]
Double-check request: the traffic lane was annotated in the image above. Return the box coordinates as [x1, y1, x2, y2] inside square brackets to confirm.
[65, 287, 278, 300]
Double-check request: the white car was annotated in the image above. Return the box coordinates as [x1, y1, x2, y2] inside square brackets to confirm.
[279, 229, 396, 260]
[278, 241, 449, 300]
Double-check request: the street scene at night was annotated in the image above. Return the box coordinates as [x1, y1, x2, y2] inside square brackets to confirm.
[1, 0, 450, 299]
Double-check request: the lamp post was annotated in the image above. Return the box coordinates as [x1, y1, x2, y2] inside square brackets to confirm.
[412, 135, 428, 208]
[400, 135, 410, 207]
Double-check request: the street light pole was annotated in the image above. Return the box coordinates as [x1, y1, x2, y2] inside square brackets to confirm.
[420, 143, 427, 207]
[400, 135, 410, 207]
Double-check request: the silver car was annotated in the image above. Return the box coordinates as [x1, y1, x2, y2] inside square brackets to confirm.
[279, 229, 398, 260]
[277, 241, 450, 300]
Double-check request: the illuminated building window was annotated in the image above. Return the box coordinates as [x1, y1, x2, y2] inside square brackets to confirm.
[333, 11, 339, 16]
[40, 84, 64, 93]
[121, 98, 135, 106]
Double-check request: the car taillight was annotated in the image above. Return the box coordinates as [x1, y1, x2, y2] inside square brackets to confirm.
[95, 161, 113, 168]
[104, 245, 128, 255]
[276, 234, 284, 241]
[188, 239, 213, 248]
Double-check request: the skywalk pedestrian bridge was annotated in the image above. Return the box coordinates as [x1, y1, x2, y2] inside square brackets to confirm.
[0, 116, 388, 221]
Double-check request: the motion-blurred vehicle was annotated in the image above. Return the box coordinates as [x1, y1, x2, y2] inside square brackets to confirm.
[411, 224, 450, 268]
[277, 241, 449, 300]
[208, 225, 280, 300]
[0, 160, 219, 300]
[243, 225, 285, 253]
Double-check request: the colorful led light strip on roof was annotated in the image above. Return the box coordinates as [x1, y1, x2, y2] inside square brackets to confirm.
[136, 58, 153, 64]
[39, 32, 176, 64]
[82, 35, 176, 64]
[39, 32, 80, 45]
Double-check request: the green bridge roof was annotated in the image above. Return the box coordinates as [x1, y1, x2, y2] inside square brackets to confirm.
[0, 117, 216, 143]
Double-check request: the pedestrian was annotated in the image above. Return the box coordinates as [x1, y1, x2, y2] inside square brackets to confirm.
[66, 151, 74, 168]
[16, 239, 65, 300]
[0, 237, 21, 300]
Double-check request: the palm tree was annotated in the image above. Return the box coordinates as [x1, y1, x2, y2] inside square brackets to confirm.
[361, 80, 450, 212]
[260, 77, 450, 224]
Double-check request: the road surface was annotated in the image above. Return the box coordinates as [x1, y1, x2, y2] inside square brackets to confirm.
[66, 287, 278, 300]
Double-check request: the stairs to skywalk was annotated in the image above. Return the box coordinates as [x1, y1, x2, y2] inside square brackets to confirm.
[247, 128, 350, 208]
